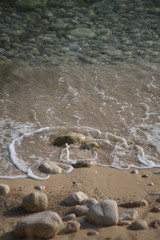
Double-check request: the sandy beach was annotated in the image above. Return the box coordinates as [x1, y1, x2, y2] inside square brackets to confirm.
[1, 166, 160, 240]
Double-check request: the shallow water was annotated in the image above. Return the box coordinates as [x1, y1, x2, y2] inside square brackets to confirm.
[0, 0, 160, 179]
[0, 63, 160, 179]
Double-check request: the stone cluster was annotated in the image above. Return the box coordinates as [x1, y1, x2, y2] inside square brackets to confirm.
[2, 184, 160, 238]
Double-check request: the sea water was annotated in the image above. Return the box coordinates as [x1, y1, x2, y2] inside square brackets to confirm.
[0, 63, 160, 179]
[0, 0, 160, 179]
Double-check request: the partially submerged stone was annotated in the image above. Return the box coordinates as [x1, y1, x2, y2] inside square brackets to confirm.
[130, 220, 148, 230]
[39, 162, 62, 174]
[22, 192, 48, 212]
[14, 211, 63, 239]
[0, 184, 10, 195]
[86, 200, 119, 226]
[53, 133, 86, 146]
[80, 141, 99, 150]
[63, 192, 88, 206]
[119, 199, 148, 208]
[72, 160, 94, 168]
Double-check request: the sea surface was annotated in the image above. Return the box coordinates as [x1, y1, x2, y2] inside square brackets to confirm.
[0, 0, 160, 179]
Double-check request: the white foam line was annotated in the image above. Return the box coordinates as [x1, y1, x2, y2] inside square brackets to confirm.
[8, 127, 51, 179]
[135, 145, 156, 167]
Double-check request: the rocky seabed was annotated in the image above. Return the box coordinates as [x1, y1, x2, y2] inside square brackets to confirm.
[0, 0, 160, 66]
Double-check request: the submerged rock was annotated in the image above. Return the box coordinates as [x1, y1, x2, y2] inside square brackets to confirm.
[72, 160, 94, 168]
[0, 184, 10, 195]
[14, 0, 46, 10]
[63, 191, 88, 206]
[39, 162, 62, 174]
[86, 200, 119, 226]
[22, 192, 48, 212]
[80, 141, 99, 150]
[53, 133, 86, 146]
[14, 211, 63, 239]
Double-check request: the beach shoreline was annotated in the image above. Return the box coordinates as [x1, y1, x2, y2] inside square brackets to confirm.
[1, 166, 160, 239]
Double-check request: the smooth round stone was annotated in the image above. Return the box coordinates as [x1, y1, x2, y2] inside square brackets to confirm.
[34, 185, 46, 190]
[22, 192, 48, 212]
[87, 230, 99, 236]
[148, 182, 154, 186]
[130, 169, 138, 174]
[0, 184, 10, 195]
[130, 220, 148, 230]
[63, 192, 88, 206]
[14, 211, 63, 239]
[142, 174, 149, 178]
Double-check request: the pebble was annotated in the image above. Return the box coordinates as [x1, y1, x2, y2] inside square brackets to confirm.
[72, 160, 95, 168]
[61, 221, 80, 234]
[153, 170, 160, 174]
[39, 162, 62, 174]
[130, 219, 148, 230]
[149, 192, 160, 196]
[150, 206, 160, 213]
[148, 182, 154, 186]
[130, 170, 138, 174]
[0, 184, 10, 195]
[150, 219, 160, 229]
[14, 211, 63, 239]
[63, 191, 88, 206]
[22, 192, 48, 212]
[119, 209, 138, 221]
[80, 141, 99, 150]
[86, 200, 119, 226]
[53, 133, 86, 146]
[70, 205, 89, 217]
[141, 174, 149, 178]
[119, 199, 148, 208]
[156, 197, 160, 202]
[87, 230, 99, 236]
[34, 185, 46, 190]
[81, 198, 98, 208]
[62, 214, 76, 222]
[118, 220, 131, 226]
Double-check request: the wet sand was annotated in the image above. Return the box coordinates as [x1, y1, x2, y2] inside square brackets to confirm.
[1, 166, 160, 240]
